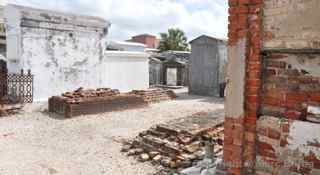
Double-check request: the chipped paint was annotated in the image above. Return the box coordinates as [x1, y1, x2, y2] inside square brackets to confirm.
[283, 54, 320, 77]
[4, 5, 149, 101]
[225, 38, 246, 118]
[287, 121, 320, 156]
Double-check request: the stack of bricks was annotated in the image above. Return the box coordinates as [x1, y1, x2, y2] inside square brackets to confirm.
[49, 88, 147, 118]
[49, 93, 147, 118]
[225, 0, 263, 174]
[130, 89, 176, 103]
[49, 88, 177, 118]
[61, 87, 120, 102]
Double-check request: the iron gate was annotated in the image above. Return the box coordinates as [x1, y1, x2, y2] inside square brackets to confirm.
[0, 60, 7, 100]
[0, 69, 34, 103]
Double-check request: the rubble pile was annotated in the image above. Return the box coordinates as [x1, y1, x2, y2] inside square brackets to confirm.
[130, 88, 176, 103]
[61, 87, 120, 102]
[0, 104, 23, 117]
[49, 87, 177, 117]
[122, 112, 224, 173]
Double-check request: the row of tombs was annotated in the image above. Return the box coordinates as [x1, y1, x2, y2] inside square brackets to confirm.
[0, 4, 228, 104]
[7, 1, 320, 175]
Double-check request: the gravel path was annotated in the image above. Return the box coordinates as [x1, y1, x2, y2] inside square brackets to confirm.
[0, 89, 224, 175]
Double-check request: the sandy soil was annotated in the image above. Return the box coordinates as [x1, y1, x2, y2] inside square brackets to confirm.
[0, 89, 224, 175]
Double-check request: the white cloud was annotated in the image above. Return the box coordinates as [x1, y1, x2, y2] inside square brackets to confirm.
[0, 0, 7, 5]
[8, 0, 228, 41]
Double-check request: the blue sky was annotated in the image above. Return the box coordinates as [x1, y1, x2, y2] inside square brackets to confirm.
[3, 0, 228, 41]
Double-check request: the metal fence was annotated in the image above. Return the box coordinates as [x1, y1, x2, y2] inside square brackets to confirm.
[0, 69, 34, 103]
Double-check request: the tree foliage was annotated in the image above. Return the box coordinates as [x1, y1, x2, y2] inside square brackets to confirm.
[158, 28, 189, 52]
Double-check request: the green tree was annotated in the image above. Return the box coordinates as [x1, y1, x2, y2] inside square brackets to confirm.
[158, 28, 189, 52]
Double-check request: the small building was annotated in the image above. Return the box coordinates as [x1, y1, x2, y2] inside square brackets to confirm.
[189, 35, 227, 96]
[163, 59, 188, 86]
[107, 41, 146, 52]
[3, 4, 149, 101]
[150, 50, 190, 87]
[129, 34, 160, 49]
[103, 51, 149, 92]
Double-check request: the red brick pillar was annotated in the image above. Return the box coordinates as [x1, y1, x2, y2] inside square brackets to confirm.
[224, 0, 263, 174]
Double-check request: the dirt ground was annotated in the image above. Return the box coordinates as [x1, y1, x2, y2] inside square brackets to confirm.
[0, 88, 224, 175]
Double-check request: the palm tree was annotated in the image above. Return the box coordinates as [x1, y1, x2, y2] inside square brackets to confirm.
[158, 28, 189, 52]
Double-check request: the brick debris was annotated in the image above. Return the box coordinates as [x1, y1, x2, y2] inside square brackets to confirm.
[49, 87, 176, 117]
[121, 111, 224, 174]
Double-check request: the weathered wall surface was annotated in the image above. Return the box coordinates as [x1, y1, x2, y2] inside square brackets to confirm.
[3, 5, 149, 101]
[218, 43, 228, 84]
[4, 5, 109, 101]
[224, 0, 263, 174]
[255, 0, 320, 174]
[20, 27, 105, 101]
[263, 0, 320, 49]
[261, 53, 320, 119]
[189, 38, 227, 96]
[224, 0, 320, 174]
[256, 116, 320, 175]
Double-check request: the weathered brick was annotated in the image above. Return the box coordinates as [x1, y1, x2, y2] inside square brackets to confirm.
[238, 6, 249, 14]
[284, 110, 302, 120]
[257, 127, 268, 137]
[281, 122, 290, 133]
[267, 128, 281, 140]
[229, 0, 238, 6]
[280, 138, 288, 147]
[245, 131, 255, 142]
[238, 0, 250, 5]
[230, 168, 242, 175]
[257, 141, 275, 152]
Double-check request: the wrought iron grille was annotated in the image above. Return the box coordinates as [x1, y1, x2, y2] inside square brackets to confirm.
[0, 60, 7, 100]
[0, 69, 34, 103]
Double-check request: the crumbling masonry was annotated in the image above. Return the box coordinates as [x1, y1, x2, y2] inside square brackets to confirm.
[224, 0, 320, 175]
[49, 88, 176, 117]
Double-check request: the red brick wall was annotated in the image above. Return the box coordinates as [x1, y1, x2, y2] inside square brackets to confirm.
[224, 0, 263, 174]
[131, 35, 159, 48]
[261, 53, 320, 120]
[225, 0, 320, 175]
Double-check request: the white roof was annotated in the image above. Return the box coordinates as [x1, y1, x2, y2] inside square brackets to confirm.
[146, 48, 159, 52]
[105, 51, 149, 58]
[109, 41, 146, 47]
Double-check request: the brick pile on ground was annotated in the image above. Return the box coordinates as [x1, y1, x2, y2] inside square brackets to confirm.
[121, 111, 224, 173]
[0, 104, 23, 117]
[61, 87, 120, 103]
[49, 88, 177, 118]
[130, 88, 176, 103]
